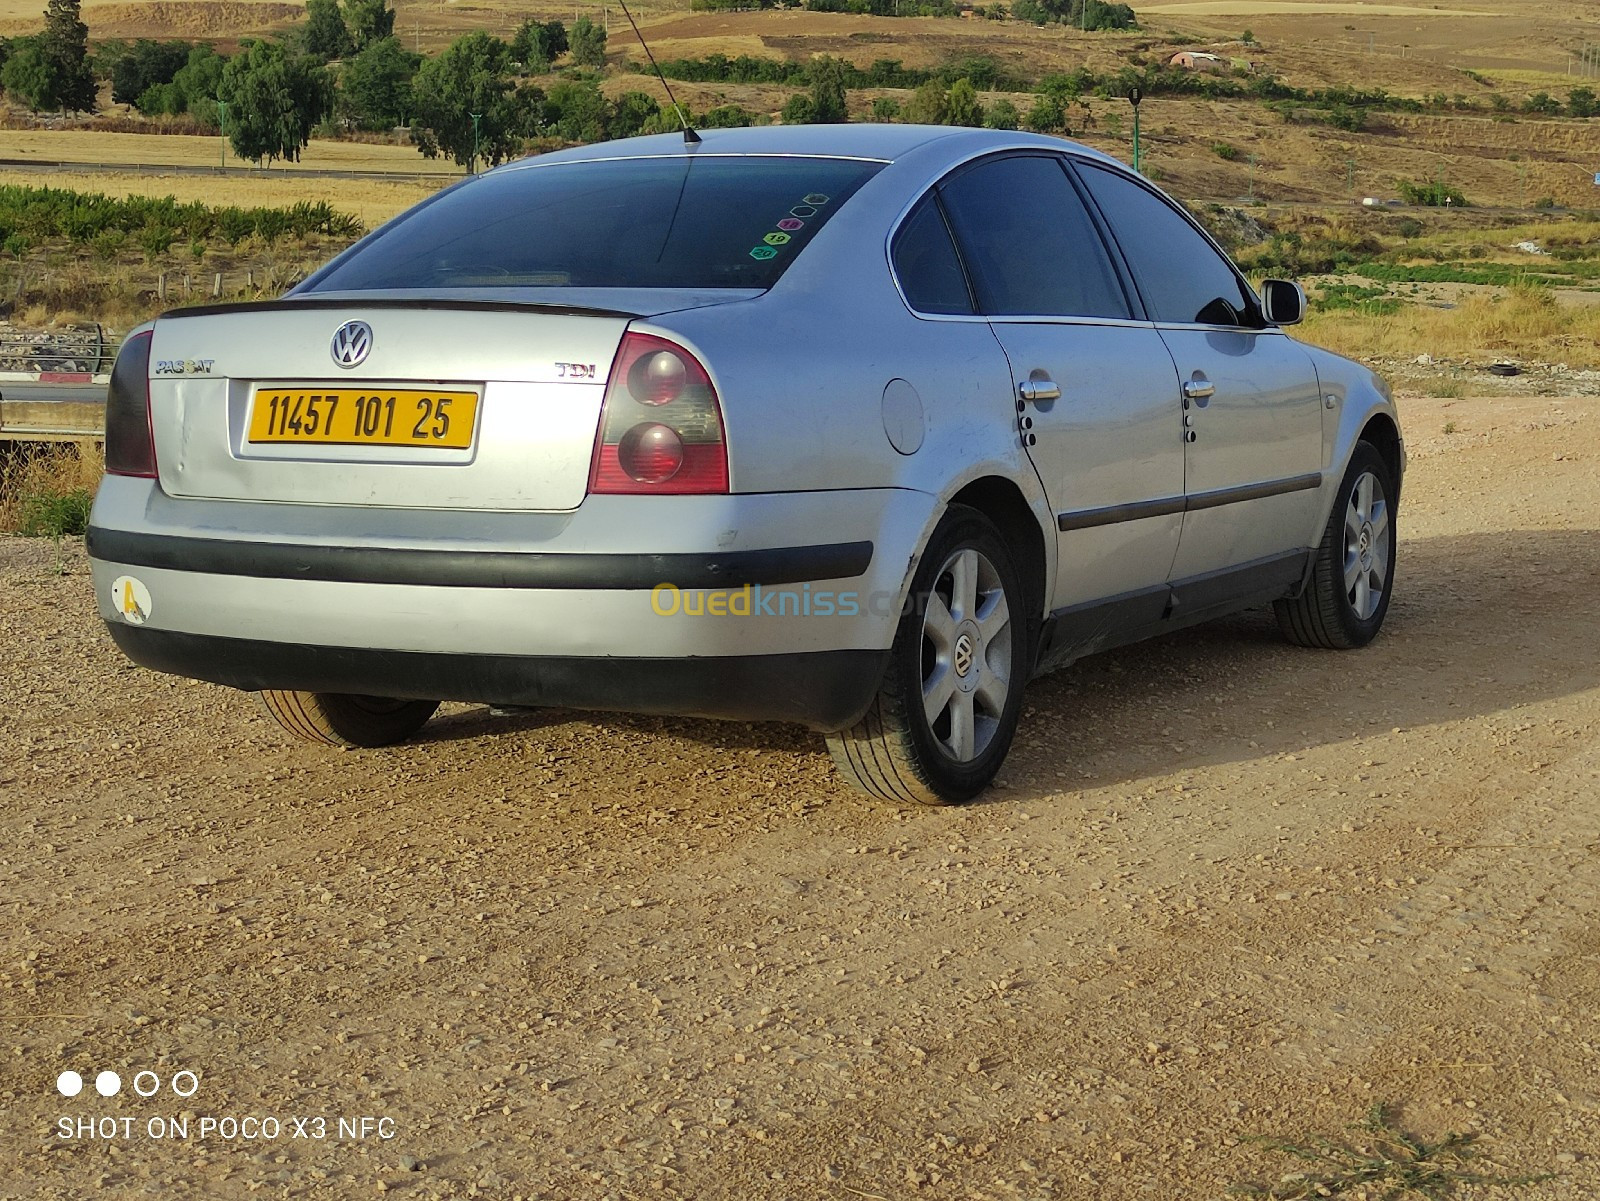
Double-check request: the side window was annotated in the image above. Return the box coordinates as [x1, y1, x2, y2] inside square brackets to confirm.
[892, 194, 973, 315]
[1075, 162, 1258, 327]
[936, 155, 1131, 321]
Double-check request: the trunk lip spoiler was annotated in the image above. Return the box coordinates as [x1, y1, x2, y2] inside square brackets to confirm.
[157, 296, 643, 321]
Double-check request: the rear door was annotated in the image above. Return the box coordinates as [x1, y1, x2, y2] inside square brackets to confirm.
[932, 153, 1185, 616]
[1073, 161, 1325, 593]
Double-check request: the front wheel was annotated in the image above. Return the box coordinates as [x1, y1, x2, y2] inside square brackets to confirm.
[1275, 440, 1397, 649]
[258, 691, 440, 748]
[826, 506, 1030, 805]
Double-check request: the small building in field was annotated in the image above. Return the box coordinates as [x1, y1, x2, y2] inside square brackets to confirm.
[1169, 51, 1227, 72]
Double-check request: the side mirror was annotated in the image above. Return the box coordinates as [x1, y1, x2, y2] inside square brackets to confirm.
[1261, 278, 1306, 326]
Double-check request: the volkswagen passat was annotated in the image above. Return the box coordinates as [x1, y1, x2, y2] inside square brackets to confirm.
[88, 125, 1402, 804]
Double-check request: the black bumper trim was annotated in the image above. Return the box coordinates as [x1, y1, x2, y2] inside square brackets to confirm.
[106, 626, 889, 732]
[86, 527, 873, 591]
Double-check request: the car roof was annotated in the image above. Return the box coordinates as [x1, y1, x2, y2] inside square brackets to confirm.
[494, 124, 1125, 174]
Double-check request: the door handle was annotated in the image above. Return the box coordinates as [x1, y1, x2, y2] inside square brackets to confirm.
[1019, 377, 1062, 404]
[1182, 378, 1215, 402]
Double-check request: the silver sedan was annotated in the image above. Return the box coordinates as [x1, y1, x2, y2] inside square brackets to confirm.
[87, 124, 1403, 804]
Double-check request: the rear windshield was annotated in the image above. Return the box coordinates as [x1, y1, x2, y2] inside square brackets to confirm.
[305, 155, 883, 293]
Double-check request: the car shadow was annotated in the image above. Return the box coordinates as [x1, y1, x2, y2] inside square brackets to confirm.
[410, 529, 1600, 798]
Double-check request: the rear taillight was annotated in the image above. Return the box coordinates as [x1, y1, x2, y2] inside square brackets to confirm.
[589, 333, 728, 495]
[105, 330, 156, 478]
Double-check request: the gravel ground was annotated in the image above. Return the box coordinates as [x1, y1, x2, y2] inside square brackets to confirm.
[2, 393, 1598, 1200]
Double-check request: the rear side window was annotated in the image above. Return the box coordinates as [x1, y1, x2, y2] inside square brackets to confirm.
[892, 195, 973, 315]
[937, 154, 1131, 321]
[305, 156, 883, 293]
[1075, 162, 1258, 327]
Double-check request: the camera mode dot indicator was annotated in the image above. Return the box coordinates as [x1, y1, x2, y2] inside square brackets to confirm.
[56, 1071, 83, 1097]
[95, 1070, 122, 1097]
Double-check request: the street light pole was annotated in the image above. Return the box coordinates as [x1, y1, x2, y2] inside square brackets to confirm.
[469, 112, 482, 174]
[1127, 87, 1141, 174]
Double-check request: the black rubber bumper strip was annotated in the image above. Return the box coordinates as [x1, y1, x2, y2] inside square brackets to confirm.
[106, 625, 889, 732]
[86, 527, 873, 590]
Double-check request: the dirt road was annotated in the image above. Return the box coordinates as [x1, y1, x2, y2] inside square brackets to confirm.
[3, 393, 1598, 1200]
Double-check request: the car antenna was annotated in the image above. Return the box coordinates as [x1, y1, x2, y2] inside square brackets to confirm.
[615, 0, 701, 145]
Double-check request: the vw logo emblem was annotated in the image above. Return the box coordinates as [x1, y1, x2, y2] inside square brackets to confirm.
[954, 632, 975, 678]
[330, 320, 373, 369]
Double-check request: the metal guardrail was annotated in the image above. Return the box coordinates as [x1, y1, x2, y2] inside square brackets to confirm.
[0, 323, 119, 375]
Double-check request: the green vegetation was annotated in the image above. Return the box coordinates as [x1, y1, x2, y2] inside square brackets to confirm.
[1231, 1103, 1550, 1199]
[645, 52, 1029, 93]
[569, 16, 607, 69]
[1310, 282, 1401, 315]
[0, 185, 362, 246]
[1397, 178, 1468, 207]
[2, 0, 95, 113]
[0, 442, 102, 538]
[218, 41, 335, 165]
[16, 484, 92, 537]
[1011, 0, 1136, 29]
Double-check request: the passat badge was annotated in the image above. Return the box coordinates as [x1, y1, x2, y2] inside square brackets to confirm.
[330, 320, 373, 369]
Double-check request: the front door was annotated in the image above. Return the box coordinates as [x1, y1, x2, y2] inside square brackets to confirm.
[1074, 161, 1324, 594]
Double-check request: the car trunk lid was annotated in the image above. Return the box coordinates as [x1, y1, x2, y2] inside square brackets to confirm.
[148, 300, 644, 512]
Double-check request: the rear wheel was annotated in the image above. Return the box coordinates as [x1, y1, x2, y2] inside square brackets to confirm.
[257, 691, 439, 748]
[1275, 440, 1396, 649]
[826, 506, 1029, 805]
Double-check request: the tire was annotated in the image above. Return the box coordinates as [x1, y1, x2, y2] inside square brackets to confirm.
[257, 691, 439, 748]
[826, 506, 1030, 805]
[1275, 440, 1396, 650]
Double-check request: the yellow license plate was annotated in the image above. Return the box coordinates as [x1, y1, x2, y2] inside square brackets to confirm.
[247, 387, 479, 449]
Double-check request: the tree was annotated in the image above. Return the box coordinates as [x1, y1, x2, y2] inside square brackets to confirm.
[219, 40, 334, 164]
[339, 35, 417, 128]
[1024, 92, 1066, 132]
[45, 0, 95, 110]
[111, 39, 189, 105]
[903, 79, 948, 124]
[303, 0, 353, 60]
[780, 93, 814, 124]
[609, 90, 659, 138]
[569, 16, 606, 68]
[410, 32, 523, 168]
[807, 55, 848, 123]
[985, 97, 1020, 129]
[546, 78, 611, 141]
[1, 38, 57, 111]
[945, 77, 983, 126]
[511, 18, 567, 70]
[12, 0, 97, 112]
[344, 0, 395, 51]
[171, 43, 226, 125]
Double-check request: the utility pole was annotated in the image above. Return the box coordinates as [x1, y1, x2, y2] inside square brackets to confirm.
[217, 98, 228, 169]
[470, 112, 482, 174]
[1128, 86, 1142, 174]
[1248, 152, 1257, 201]
[1346, 157, 1355, 194]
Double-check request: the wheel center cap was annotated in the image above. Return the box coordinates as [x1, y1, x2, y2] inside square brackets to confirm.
[954, 631, 976, 678]
[1358, 521, 1374, 565]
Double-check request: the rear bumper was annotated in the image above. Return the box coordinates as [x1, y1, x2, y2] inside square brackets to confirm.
[105, 625, 887, 731]
[87, 478, 941, 728]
